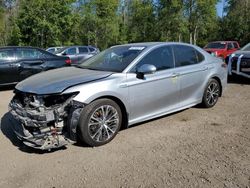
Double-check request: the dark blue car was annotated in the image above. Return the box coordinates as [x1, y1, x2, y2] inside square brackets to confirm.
[0, 46, 71, 86]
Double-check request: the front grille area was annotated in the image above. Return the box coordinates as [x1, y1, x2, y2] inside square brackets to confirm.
[240, 58, 250, 75]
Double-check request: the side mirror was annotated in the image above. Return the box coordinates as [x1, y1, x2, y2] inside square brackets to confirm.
[62, 52, 67, 56]
[136, 64, 156, 79]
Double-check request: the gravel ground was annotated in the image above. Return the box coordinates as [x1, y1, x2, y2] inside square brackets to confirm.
[0, 77, 249, 188]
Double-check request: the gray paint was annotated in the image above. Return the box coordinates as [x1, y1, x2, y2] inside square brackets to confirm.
[15, 67, 112, 94]
[10, 42, 228, 150]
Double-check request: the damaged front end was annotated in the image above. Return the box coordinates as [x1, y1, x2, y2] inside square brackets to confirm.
[9, 90, 84, 150]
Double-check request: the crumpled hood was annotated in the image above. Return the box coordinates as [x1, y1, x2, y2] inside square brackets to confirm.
[233, 50, 250, 58]
[16, 67, 112, 95]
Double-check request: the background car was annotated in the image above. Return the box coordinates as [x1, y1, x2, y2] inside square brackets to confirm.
[0, 46, 71, 86]
[55, 46, 100, 64]
[9, 42, 227, 150]
[46, 47, 64, 54]
[204, 41, 240, 60]
[228, 43, 250, 78]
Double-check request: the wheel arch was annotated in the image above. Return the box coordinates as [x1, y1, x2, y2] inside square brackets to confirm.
[211, 76, 223, 97]
[91, 95, 129, 130]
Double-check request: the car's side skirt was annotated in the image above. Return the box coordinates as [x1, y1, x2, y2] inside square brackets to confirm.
[128, 100, 201, 127]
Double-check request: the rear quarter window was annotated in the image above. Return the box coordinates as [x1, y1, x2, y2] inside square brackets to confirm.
[196, 50, 205, 62]
[79, 47, 89, 53]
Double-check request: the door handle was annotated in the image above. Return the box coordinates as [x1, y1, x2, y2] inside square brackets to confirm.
[203, 66, 209, 71]
[9, 63, 20, 67]
[171, 73, 180, 77]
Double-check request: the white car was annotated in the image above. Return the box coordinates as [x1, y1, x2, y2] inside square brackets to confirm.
[46, 47, 64, 54]
[228, 43, 250, 78]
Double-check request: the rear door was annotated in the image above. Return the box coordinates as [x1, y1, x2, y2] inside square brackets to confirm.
[78, 47, 91, 63]
[0, 48, 19, 85]
[65, 47, 78, 64]
[172, 45, 209, 106]
[16, 48, 47, 81]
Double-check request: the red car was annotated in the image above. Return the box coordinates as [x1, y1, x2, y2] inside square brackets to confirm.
[204, 41, 240, 60]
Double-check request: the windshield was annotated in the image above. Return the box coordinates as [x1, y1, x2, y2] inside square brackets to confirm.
[205, 42, 226, 49]
[241, 43, 250, 51]
[77, 46, 146, 72]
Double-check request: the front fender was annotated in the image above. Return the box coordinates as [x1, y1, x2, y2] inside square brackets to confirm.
[62, 75, 130, 112]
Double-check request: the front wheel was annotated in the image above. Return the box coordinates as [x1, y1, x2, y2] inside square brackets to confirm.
[201, 79, 221, 108]
[78, 98, 122, 147]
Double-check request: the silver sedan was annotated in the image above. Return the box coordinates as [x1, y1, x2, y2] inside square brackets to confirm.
[9, 42, 228, 150]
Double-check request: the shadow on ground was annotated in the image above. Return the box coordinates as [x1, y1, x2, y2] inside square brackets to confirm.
[0, 112, 67, 154]
[0, 85, 15, 91]
[228, 75, 250, 85]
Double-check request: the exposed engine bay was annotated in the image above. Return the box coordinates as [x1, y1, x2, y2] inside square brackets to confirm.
[9, 90, 84, 150]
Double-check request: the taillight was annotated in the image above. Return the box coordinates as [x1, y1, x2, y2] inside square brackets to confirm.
[221, 62, 227, 68]
[65, 59, 71, 65]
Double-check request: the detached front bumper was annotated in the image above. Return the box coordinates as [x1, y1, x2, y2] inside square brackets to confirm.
[9, 92, 83, 150]
[9, 114, 70, 150]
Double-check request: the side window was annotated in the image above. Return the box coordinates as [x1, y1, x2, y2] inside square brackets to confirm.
[227, 43, 234, 50]
[196, 50, 205, 63]
[173, 45, 199, 67]
[41, 51, 54, 58]
[0, 49, 15, 61]
[132, 46, 174, 72]
[66, 48, 77, 55]
[89, 47, 95, 52]
[233, 42, 238, 49]
[47, 48, 55, 53]
[79, 47, 89, 54]
[16, 48, 44, 59]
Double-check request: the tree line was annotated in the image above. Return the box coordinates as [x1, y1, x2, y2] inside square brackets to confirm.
[0, 0, 249, 50]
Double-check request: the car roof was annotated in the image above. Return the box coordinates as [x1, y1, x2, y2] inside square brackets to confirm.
[112, 42, 199, 48]
[209, 41, 239, 43]
[0, 46, 43, 50]
[62, 46, 91, 48]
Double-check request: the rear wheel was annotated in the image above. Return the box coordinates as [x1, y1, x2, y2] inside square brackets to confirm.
[78, 98, 122, 147]
[202, 79, 221, 108]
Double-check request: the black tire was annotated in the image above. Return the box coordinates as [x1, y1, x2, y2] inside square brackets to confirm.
[78, 98, 122, 147]
[201, 78, 221, 108]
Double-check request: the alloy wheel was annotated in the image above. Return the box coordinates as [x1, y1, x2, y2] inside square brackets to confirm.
[206, 82, 220, 106]
[88, 105, 119, 142]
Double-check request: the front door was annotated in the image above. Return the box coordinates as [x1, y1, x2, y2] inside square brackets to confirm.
[0, 49, 19, 85]
[127, 45, 180, 124]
